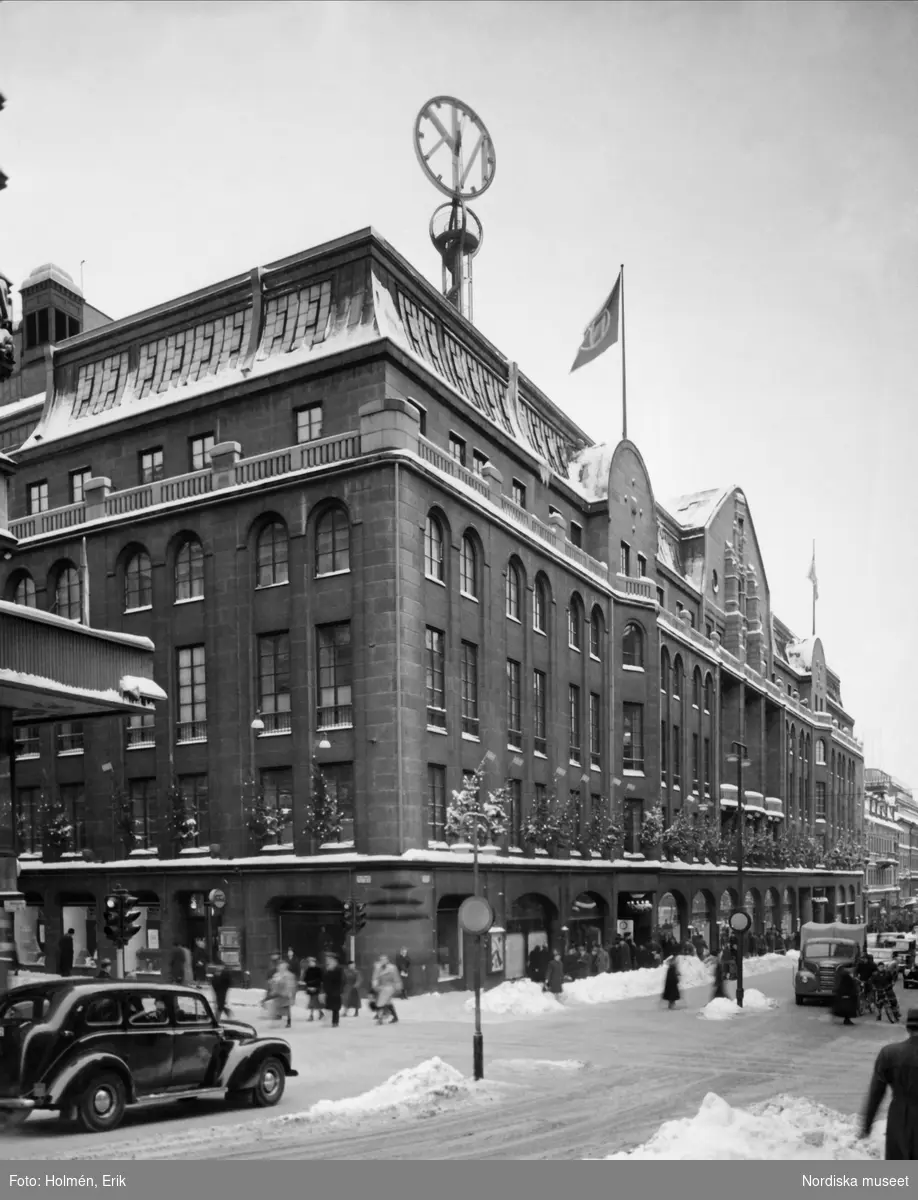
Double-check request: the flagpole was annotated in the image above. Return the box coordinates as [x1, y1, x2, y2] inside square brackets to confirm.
[811, 539, 816, 637]
[620, 264, 627, 441]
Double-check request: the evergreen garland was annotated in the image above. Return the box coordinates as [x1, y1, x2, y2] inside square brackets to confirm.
[303, 758, 342, 845]
[446, 757, 509, 845]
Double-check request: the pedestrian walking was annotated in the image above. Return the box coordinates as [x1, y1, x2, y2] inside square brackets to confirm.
[57, 928, 74, 977]
[615, 937, 631, 973]
[373, 955, 401, 1024]
[169, 942, 187, 985]
[212, 963, 234, 1018]
[711, 956, 727, 1000]
[862, 1007, 918, 1158]
[624, 936, 637, 970]
[833, 964, 859, 1026]
[543, 950, 565, 996]
[343, 960, 362, 1015]
[594, 944, 610, 975]
[323, 953, 345, 1028]
[302, 957, 325, 1021]
[395, 946, 412, 998]
[266, 960, 296, 1027]
[662, 957, 681, 1010]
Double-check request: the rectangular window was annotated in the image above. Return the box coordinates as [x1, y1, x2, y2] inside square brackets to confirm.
[27, 480, 49, 515]
[569, 684, 581, 764]
[637, 554, 647, 577]
[425, 627, 446, 729]
[260, 768, 293, 845]
[258, 632, 291, 733]
[705, 622, 715, 640]
[692, 733, 700, 793]
[656, 586, 664, 606]
[673, 724, 682, 788]
[472, 450, 489, 476]
[461, 641, 479, 737]
[14, 724, 40, 759]
[662, 720, 669, 780]
[816, 781, 827, 819]
[622, 703, 644, 772]
[126, 711, 155, 749]
[26, 308, 50, 348]
[511, 479, 526, 509]
[507, 659, 522, 749]
[190, 433, 215, 472]
[316, 623, 353, 728]
[428, 764, 447, 841]
[625, 798, 643, 855]
[570, 522, 583, 549]
[56, 720, 84, 755]
[54, 309, 69, 342]
[139, 447, 164, 485]
[15, 787, 42, 854]
[69, 468, 92, 505]
[407, 400, 427, 436]
[509, 779, 522, 847]
[703, 737, 711, 795]
[620, 542, 631, 576]
[569, 790, 583, 845]
[129, 778, 156, 850]
[589, 692, 601, 769]
[448, 433, 467, 466]
[533, 670, 547, 755]
[176, 645, 207, 741]
[816, 740, 826, 765]
[296, 403, 323, 444]
[68, 315, 81, 338]
[323, 763, 355, 844]
[59, 783, 85, 852]
[178, 774, 209, 847]
[535, 783, 547, 827]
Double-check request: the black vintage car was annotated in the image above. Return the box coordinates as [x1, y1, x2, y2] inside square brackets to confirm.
[0, 980, 297, 1134]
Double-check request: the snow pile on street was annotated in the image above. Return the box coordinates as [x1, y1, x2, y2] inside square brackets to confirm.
[606, 1092, 884, 1160]
[699, 989, 778, 1021]
[491, 1058, 588, 1075]
[463, 978, 564, 1017]
[564, 955, 710, 1006]
[277, 1057, 500, 1127]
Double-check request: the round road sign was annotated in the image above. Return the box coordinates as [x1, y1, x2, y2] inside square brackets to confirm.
[458, 896, 494, 935]
[208, 888, 226, 910]
[729, 910, 752, 934]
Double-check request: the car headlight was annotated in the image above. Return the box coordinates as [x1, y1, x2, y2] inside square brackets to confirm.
[797, 970, 814, 982]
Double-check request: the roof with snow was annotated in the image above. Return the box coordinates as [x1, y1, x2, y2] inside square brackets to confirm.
[22, 262, 82, 296]
[664, 487, 734, 529]
[18, 230, 589, 477]
[565, 443, 615, 501]
[784, 636, 817, 674]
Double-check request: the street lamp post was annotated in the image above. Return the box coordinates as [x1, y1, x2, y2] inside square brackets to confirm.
[727, 741, 752, 1008]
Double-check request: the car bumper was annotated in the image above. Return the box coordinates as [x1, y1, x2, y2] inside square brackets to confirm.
[0, 1099, 36, 1111]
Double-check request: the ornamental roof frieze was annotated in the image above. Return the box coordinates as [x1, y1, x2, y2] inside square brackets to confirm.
[19, 230, 589, 480]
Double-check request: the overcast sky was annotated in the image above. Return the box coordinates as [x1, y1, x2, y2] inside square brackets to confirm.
[3, 0, 917, 788]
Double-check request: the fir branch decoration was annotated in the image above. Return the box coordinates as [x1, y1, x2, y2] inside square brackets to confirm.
[112, 785, 137, 855]
[522, 784, 561, 851]
[445, 756, 508, 846]
[42, 793, 74, 855]
[586, 804, 624, 859]
[640, 804, 665, 850]
[165, 778, 198, 850]
[245, 777, 292, 847]
[303, 758, 342, 845]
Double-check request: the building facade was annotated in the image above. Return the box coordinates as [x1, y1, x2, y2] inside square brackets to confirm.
[0, 230, 865, 989]
[864, 768, 917, 929]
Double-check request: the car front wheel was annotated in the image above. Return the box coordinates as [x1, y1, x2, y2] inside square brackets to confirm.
[76, 1073, 127, 1133]
[252, 1057, 286, 1108]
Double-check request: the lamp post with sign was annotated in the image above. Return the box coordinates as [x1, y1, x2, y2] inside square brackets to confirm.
[726, 740, 752, 1007]
[456, 808, 494, 1082]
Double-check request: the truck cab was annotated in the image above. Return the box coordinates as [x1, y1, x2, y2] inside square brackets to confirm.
[794, 921, 867, 1006]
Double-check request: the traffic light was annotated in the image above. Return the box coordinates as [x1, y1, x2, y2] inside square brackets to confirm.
[353, 902, 367, 932]
[102, 890, 141, 948]
[342, 900, 355, 929]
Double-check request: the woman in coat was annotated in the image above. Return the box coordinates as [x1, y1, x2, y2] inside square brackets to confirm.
[712, 956, 728, 1000]
[323, 953, 345, 1028]
[302, 957, 325, 1021]
[543, 950, 565, 996]
[662, 958, 681, 1009]
[833, 965, 860, 1026]
[373, 955, 401, 1024]
[342, 960, 362, 1015]
[266, 962, 296, 1027]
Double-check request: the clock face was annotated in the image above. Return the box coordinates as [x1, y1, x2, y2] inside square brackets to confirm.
[414, 96, 496, 200]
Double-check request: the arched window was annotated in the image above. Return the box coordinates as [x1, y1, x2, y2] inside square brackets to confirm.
[459, 534, 478, 599]
[568, 595, 583, 650]
[316, 508, 350, 576]
[124, 550, 152, 611]
[703, 674, 714, 714]
[505, 561, 521, 620]
[11, 572, 36, 608]
[816, 738, 826, 766]
[673, 656, 683, 700]
[54, 565, 81, 620]
[660, 648, 670, 694]
[693, 668, 702, 708]
[175, 537, 204, 602]
[590, 607, 603, 658]
[533, 576, 548, 634]
[424, 514, 444, 582]
[256, 521, 289, 587]
[622, 622, 644, 668]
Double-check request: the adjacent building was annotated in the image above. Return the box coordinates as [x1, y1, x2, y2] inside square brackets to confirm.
[864, 768, 917, 928]
[0, 230, 866, 990]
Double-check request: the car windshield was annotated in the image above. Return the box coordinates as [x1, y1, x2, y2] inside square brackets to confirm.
[804, 941, 855, 959]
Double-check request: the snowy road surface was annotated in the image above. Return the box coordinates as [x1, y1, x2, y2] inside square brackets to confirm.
[2, 960, 902, 1159]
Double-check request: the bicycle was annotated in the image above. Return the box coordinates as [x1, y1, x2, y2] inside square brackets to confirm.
[873, 989, 901, 1024]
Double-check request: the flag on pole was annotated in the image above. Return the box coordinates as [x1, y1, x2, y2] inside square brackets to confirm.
[806, 545, 819, 601]
[570, 271, 621, 373]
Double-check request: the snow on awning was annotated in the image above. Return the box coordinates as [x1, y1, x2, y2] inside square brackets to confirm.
[120, 675, 167, 703]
